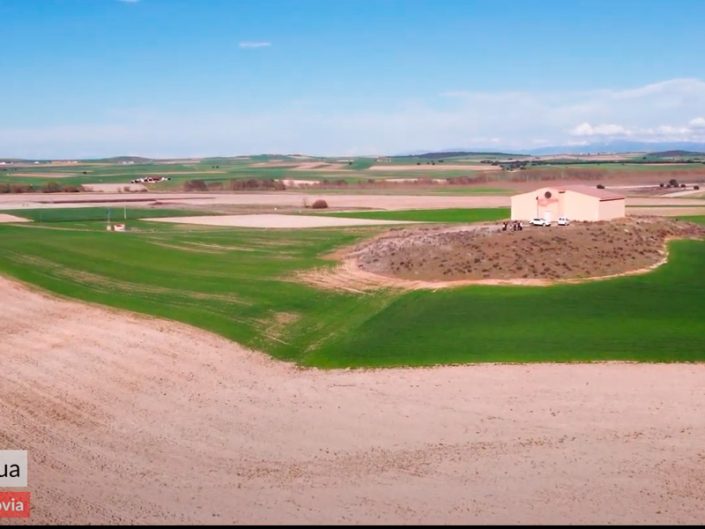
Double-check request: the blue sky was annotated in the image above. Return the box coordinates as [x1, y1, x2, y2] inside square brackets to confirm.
[3, 0, 705, 157]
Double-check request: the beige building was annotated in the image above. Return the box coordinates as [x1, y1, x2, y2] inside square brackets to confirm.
[511, 185, 625, 222]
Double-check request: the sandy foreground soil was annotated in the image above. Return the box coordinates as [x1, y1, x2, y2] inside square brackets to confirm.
[2, 277, 705, 524]
[146, 214, 416, 229]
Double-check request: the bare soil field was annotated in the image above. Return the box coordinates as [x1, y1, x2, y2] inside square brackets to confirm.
[142, 170, 226, 175]
[533, 154, 641, 161]
[5, 172, 78, 178]
[0, 213, 30, 223]
[248, 161, 301, 168]
[628, 206, 705, 217]
[305, 217, 705, 290]
[369, 164, 501, 171]
[146, 213, 416, 229]
[247, 162, 345, 171]
[2, 191, 705, 217]
[0, 193, 513, 211]
[81, 183, 148, 193]
[2, 276, 705, 524]
[292, 162, 346, 171]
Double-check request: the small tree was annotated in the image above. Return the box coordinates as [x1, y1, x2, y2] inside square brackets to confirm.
[42, 181, 61, 193]
[184, 179, 207, 191]
[311, 199, 328, 209]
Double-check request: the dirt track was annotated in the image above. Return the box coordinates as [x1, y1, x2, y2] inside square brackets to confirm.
[2, 191, 705, 213]
[147, 214, 416, 229]
[0, 214, 30, 223]
[368, 164, 501, 171]
[2, 277, 705, 524]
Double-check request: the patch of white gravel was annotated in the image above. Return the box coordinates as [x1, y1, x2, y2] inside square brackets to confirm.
[146, 213, 416, 228]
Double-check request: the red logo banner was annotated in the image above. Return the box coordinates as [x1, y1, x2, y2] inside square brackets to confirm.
[0, 492, 30, 518]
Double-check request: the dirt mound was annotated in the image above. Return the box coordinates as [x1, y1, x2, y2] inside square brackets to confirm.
[351, 217, 705, 283]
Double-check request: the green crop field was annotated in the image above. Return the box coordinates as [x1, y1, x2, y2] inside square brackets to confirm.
[14, 207, 212, 223]
[0, 209, 703, 368]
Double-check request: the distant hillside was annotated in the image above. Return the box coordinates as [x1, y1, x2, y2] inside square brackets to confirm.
[646, 150, 705, 159]
[93, 156, 155, 163]
[393, 151, 525, 160]
[528, 141, 705, 155]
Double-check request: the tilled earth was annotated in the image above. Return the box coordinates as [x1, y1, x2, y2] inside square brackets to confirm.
[355, 216, 705, 281]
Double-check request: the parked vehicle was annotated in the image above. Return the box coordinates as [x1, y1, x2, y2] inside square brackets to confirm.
[558, 216, 570, 226]
[530, 217, 546, 226]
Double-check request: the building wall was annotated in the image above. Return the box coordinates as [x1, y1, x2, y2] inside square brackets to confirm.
[598, 198, 626, 220]
[511, 188, 626, 222]
[510, 187, 562, 221]
[562, 191, 600, 221]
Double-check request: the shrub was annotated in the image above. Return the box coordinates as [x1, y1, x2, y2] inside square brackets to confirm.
[596, 184, 605, 189]
[184, 179, 208, 191]
[228, 178, 285, 191]
[695, 185, 700, 190]
[10, 183, 33, 193]
[207, 181, 224, 191]
[311, 199, 328, 209]
[41, 181, 62, 193]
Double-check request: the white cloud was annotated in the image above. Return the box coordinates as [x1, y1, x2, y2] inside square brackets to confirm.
[690, 117, 705, 128]
[570, 123, 631, 137]
[238, 41, 272, 49]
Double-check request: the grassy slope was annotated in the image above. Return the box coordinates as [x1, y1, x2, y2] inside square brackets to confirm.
[0, 211, 703, 368]
[310, 239, 705, 366]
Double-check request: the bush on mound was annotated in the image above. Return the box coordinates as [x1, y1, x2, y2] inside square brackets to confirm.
[311, 199, 329, 209]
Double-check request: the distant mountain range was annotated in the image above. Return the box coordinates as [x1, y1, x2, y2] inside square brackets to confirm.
[523, 141, 705, 155]
[392, 150, 525, 159]
[5, 141, 705, 163]
[397, 141, 705, 158]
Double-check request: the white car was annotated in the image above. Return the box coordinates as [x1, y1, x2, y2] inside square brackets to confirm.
[530, 217, 546, 226]
[557, 216, 570, 226]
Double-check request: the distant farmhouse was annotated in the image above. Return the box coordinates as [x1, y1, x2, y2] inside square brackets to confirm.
[511, 185, 625, 222]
